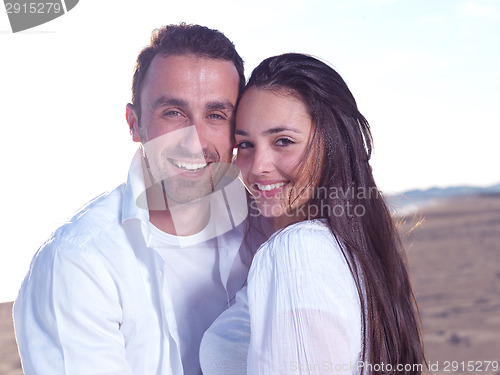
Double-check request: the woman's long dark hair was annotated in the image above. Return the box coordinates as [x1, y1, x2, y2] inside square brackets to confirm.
[244, 53, 425, 374]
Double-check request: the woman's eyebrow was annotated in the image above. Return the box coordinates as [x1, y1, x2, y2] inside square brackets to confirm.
[235, 127, 301, 137]
[262, 126, 301, 135]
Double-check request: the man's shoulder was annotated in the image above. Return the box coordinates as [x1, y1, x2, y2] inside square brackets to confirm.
[49, 183, 127, 249]
[17, 183, 139, 300]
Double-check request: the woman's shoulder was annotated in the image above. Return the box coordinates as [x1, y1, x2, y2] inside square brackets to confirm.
[251, 219, 347, 274]
[272, 218, 332, 240]
[267, 219, 335, 250]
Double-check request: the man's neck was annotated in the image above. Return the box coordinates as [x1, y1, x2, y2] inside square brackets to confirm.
[149, 198, 211, 236]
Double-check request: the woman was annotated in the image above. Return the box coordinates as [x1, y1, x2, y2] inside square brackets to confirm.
[200, 53, 425, 374]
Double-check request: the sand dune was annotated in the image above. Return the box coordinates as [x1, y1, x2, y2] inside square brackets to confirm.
[1, 194, 499, 374]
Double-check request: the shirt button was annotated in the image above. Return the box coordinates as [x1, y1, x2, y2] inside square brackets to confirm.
[157, 270, 163, 277]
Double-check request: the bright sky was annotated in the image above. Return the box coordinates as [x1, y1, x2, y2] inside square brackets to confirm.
[1, 0, 498, 302]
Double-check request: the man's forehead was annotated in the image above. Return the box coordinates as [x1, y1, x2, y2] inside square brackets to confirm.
[145, 54, 238, 83]
[140, 54, 240, 109]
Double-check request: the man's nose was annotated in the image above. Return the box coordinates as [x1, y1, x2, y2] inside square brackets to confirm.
[179, 125, 204, 156]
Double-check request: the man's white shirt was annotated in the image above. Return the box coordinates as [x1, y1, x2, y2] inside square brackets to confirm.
[13, 150, 259, 375]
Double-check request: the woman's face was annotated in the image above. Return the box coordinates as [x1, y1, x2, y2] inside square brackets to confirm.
[235, 87, 319, 225]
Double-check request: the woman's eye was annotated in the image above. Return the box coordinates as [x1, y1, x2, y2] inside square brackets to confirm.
[276, 138, 294, 146]
[236, 141, 253, 149]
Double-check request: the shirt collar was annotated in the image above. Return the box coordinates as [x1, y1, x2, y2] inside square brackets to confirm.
[120, 149, 249, 288]
[122, 149, 150, 225]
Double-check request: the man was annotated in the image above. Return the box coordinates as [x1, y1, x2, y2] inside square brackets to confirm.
[14, 24, 267, 375]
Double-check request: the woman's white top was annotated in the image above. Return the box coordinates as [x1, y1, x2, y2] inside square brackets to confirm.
[200, 219, 362, 374]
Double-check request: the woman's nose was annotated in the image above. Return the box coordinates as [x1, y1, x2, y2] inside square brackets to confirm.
[250, 147, 274, 176]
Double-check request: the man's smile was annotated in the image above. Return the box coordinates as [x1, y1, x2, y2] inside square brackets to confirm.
[168, 157, 209, 173]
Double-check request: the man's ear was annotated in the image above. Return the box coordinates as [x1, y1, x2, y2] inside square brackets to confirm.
[126, 103, 141, 143]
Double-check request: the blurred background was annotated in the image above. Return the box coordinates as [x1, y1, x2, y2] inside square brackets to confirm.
[1, 0, 499, 373]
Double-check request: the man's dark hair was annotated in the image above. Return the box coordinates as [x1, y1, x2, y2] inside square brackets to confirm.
[131, 23, 245, 118]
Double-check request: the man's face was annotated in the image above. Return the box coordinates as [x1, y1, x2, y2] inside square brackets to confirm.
[127, 54, 240, 205]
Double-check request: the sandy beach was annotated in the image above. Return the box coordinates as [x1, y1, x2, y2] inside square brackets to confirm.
[1, 194, 499, 374]
[402, 194, 500, 374]
[0, 301, 21, 375]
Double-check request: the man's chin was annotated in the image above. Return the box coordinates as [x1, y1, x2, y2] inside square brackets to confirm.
[162, 182, 215, 206]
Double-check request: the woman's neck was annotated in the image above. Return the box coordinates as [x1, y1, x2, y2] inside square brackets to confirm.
[273, 207, 308, 231]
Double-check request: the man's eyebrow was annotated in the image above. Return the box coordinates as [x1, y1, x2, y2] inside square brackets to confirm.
[206, 101, 235, 111]
[235, 127, 301, 137]
[152, 96, 188, 110]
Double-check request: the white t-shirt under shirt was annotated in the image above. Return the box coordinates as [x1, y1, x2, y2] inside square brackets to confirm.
[149, 220, 236, 375]
[200, 219, 362, 375]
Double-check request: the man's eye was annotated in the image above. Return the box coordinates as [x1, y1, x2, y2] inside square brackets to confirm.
[208, 113, 225, 120]
[236, 141, 253, 149]
[276, 138, 294, 146]
[164, 110, 181, 117]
